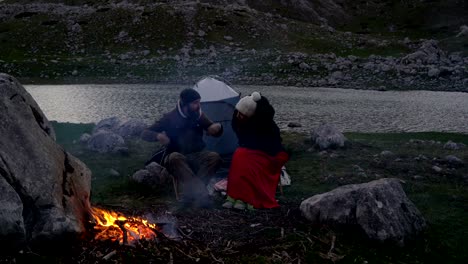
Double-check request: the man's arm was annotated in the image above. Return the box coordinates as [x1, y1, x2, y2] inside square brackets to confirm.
[200, 113, 223, 137]
[141, 115, 171, 145]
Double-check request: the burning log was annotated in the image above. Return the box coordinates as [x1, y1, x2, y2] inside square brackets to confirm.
[90, 207, 160, 244]
[115, 220, 128, 245]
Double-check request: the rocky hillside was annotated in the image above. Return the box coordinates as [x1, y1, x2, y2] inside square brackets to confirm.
[0, 0, 467, 91]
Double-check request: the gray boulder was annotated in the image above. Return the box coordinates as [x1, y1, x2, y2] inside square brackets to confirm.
[93, 116, 121, 133]
[0, 74, 91, 248]
[132, 169, 152, 184]
[311, 124, 347, 150]
[380, 150, 395, 157]
[444, 155, 464, 166]
[87, 130, 125, 153]
[115, 119, 146, 138]
[401, 40, 447, 65]
[93, 117, 146, 139]
[0, 176, 25, 249]
[456, 25, 468, 37]
[132, 162, 171, 186]
[443, 140, 466, 150]
[300, 178, 426, 245]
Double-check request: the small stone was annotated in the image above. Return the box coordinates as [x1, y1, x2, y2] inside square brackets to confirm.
[444, 140, 465, 150]
[287, 122, 302, 128]
[109, 169, 120, 177]
[432, 166, 442, 173]
[444, 155, 464, 166]
[79, 133, 91, 144]
[414, 154, 428, 161]
[428, 68, 440, 77]
[380, 150, 394, 157]
[318, 151, 328, 156]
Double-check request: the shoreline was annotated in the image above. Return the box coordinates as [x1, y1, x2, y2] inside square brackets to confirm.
[19, 77, 468, 93]
[51, 121, 468, 137]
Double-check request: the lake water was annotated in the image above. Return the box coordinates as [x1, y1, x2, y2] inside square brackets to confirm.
[25, 84, 468, 133]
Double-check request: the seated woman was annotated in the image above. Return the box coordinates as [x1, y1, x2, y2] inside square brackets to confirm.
[223, 92, 289, 210]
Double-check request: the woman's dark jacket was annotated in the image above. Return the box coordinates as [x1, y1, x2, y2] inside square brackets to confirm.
[232, 97, 284, 156]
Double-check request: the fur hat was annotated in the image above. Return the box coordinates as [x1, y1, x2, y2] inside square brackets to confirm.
[180, 88, 201, 106]
[235, 92, 261, 117]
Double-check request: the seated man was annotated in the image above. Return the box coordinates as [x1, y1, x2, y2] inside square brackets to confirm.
[142, 88, 223, 207]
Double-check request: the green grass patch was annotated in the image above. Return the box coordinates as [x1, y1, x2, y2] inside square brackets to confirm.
[52, 123, 468, 262]
[346, 132, 468, 145]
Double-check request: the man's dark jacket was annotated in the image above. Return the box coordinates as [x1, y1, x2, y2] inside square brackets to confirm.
[144, 106, 216, 155]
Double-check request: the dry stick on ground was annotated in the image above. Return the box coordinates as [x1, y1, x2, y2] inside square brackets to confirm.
[210, 252, 224, 264]
[328, 235, 336, 255]
[293, 230, 315, 245]
[174, 247, 200, 261]
[102, 250, 117, 261]
[169, 252, 174, 264]
[152, 226, 213, 261]
[177, 227, 193, 239]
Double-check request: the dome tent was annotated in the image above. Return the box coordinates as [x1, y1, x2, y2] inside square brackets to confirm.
[193, 76, 240, 157]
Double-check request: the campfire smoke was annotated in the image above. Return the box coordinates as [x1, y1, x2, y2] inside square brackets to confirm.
[90, 207, 160, 244]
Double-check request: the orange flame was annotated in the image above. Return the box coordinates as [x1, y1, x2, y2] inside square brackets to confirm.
[91, 207, 159, 244]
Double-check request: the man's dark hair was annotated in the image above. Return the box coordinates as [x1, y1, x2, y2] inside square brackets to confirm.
[180, 88, 201, 106]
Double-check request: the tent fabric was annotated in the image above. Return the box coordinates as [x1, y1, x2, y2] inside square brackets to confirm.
[193, 77, 238, 102]
[193, 77, 240, 157]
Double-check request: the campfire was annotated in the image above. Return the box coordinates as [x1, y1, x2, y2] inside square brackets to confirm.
[90, 207, 160, 245]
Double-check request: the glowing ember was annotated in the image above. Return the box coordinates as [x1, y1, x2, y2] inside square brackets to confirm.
[91, 207, 159, 244]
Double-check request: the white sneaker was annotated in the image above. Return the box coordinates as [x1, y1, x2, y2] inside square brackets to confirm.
[222, 201, 233, 209]
[233, 200, 246, 210]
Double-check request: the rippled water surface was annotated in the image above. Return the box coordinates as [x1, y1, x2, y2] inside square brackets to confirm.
[25, 84, 468, 133]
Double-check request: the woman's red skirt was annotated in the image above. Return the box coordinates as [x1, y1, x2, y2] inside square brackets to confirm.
[227, 147, 289, 208]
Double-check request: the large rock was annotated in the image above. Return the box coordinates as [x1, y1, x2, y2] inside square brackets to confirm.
[0, 176, 25, 249]
[92, 116, 146, 139]
[401, 40, 447, 65]
[443, 140, 466, 150]
[93, 116, 121, 133]
[87, 130, 126, 153]
[311, 123, 347, 150]
[132, 162, 171, 186]
[300, 178, 426, 245]
[115, 119, 146, 138]
[0, 74, 92, 248]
